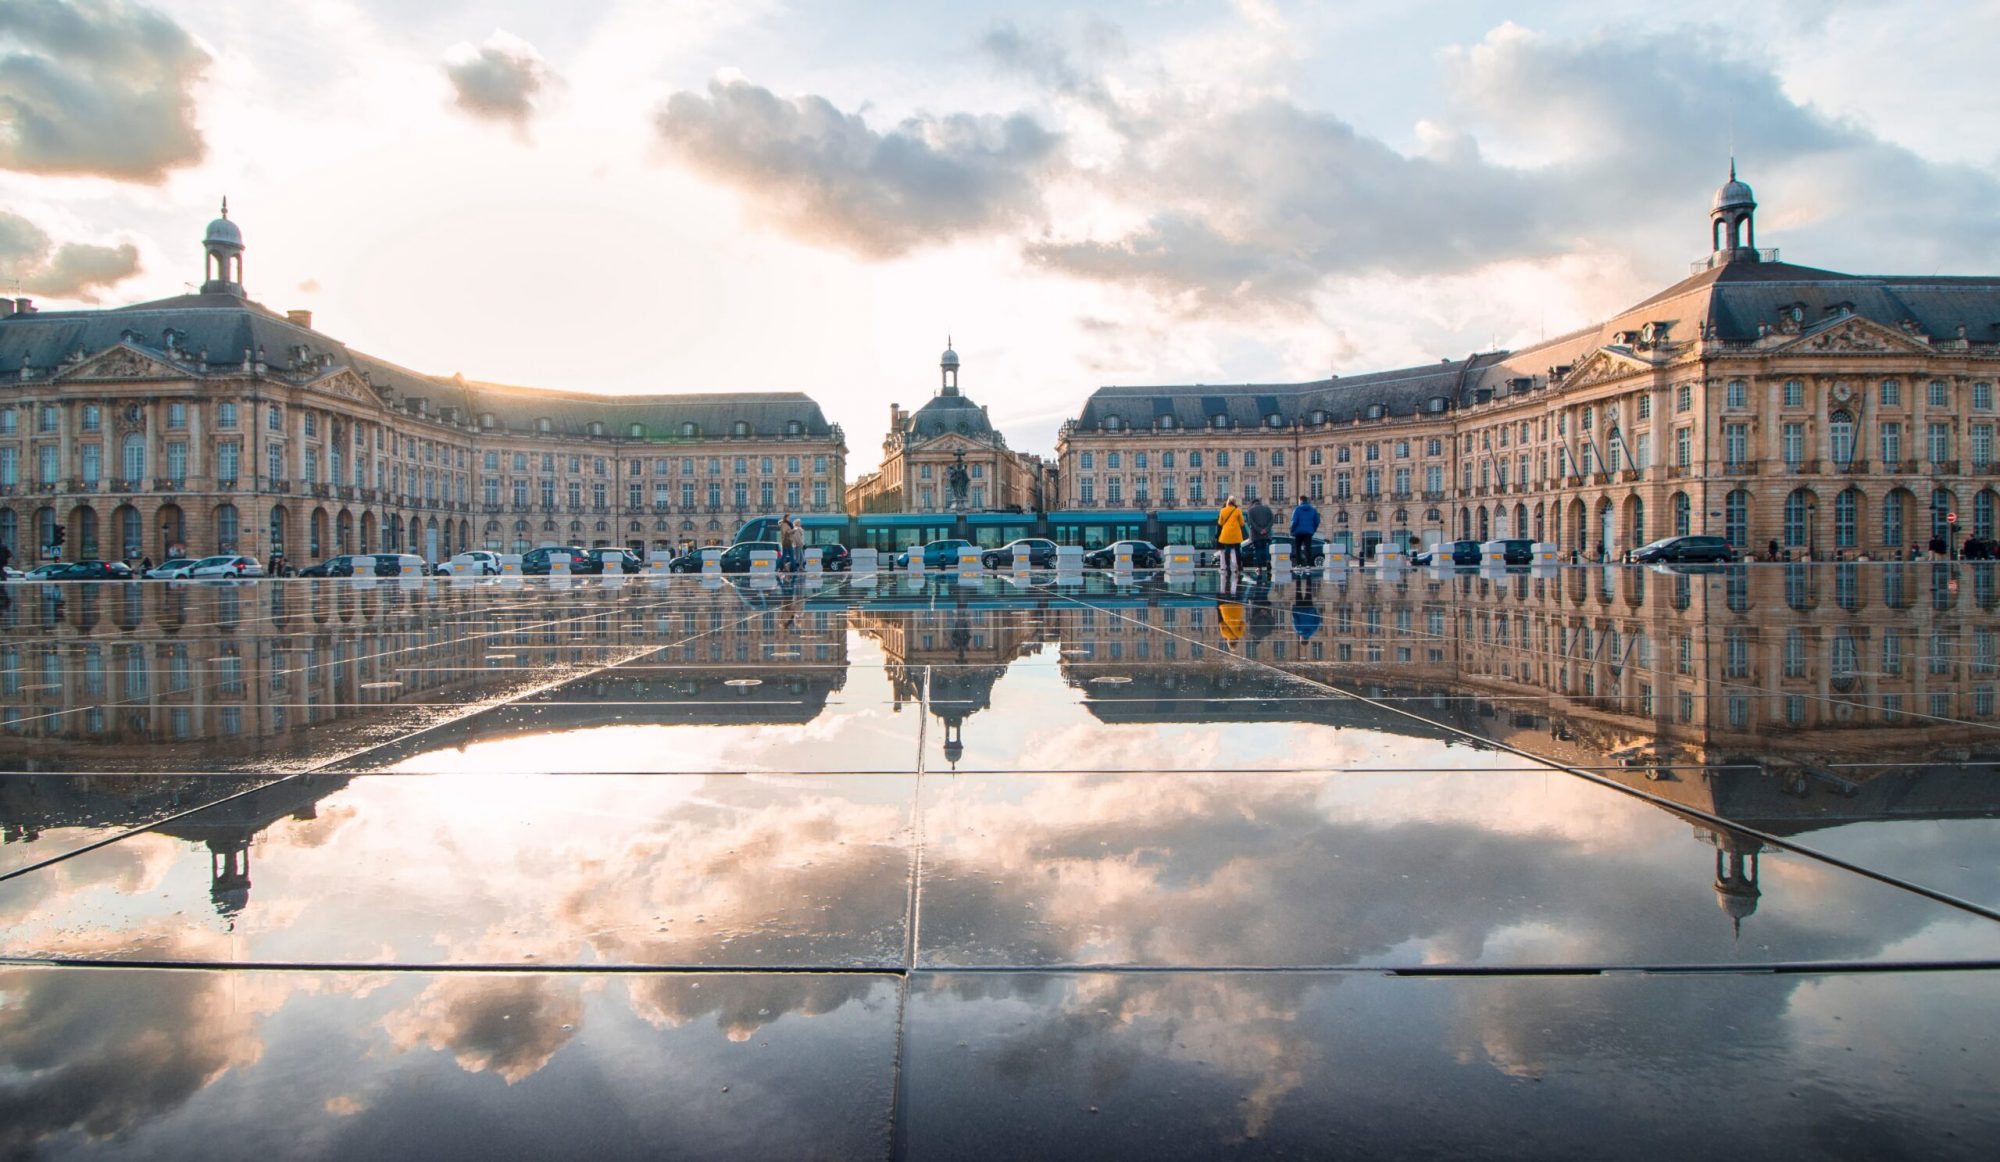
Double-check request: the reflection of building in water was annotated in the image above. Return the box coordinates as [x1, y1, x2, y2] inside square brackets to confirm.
[0, 772, 349, 918]
[1047, 566, 2000, 933]
[853, 601, 1049, 767]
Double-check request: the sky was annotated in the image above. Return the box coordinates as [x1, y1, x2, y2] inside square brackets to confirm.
[2, 0, 1999, 473]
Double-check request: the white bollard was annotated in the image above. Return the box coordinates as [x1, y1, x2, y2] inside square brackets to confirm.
[1323, 545, 1350, 575]
[549, 553, 570, 577]
[700, 548, 722, 576]
[1532, 542, 1560, 565]
[1056, 545, 1084, 573]
[957, 548, 982, 577]
[1112, 544, 1134, 573]
[1271, 551, 1293, 581]
[850, 547, 879, 578]
[499, 554, 523, 577]
[749, 549, 778, 576]
[649, 557, 671, 578]
[1164, 544, 1195, 573]
[907, 546, 925, 576]
[1480, 540, 1509, 568]
[1377, 544, 1406, 569]
[1010, 551, 1031, 580]
[804, 547, 824, 575]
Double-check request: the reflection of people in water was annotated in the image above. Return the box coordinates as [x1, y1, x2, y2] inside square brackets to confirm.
[1290, 585, 1321, 639]
[1244, 577, 1276, 641]
[1216, 597, 1245, 645]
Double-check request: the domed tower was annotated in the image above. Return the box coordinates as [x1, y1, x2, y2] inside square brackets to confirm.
[940, 338, 961, 397]
[202, 198, 245, 295]
[1709, 162, 1759, 263]
[1711, 832, 1762, 939]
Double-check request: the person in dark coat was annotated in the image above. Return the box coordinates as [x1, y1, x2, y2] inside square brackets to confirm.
[1246, 497, 1274, 571]
[1288, 496, 1320, 567]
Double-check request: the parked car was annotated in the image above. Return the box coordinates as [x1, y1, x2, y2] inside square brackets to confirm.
[367, 553, 429, 577]
[812, 543, 852, 571]
[23, 563, 69, 580]
[982, 538, 1058, 569]
[188, 554, 265, 578]
[894, 539, 975, 571]
[145, 557, 200, 579]
[521, 546, 589, 575]
[42, 560, 137, 581]
[1491, 538, 1536, 565]
[298, 554, 365, 578]
[715, 541, 783, 573]
[1237, 536, 1331, 568]
[1632, 534, 1738, 564]
[1413, 540, 1483, 567]
[667, 546, 724, 573]
[437, 550, 502, 576]
[1083, 540, 1165, 569]
[586, 546, 643, 575]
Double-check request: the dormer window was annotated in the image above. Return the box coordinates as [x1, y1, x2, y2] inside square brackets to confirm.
[535, 417, 552, 434]
[1104, 415, 1122, 431]
[732, 420, 750, 437]
[1210, 414, 1227, 430]
[785, 419, 803, 436]
[1427, 397, 1447, 413]
[1365, 403, 1385, 420]
[682, 421, 699, 437]
[1310, 409, 1327, 425]
[588, 421, 605, 437]
[1265, 413, 1283, 429]
[1159, 415, 1176, 431]
[629, 422, 644, 438]
[479, 413, 496, 430]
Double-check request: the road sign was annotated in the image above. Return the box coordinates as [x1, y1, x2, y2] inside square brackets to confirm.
[1948, 512, 1959, 524]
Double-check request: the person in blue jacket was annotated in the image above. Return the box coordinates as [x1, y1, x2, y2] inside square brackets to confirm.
[1288, 495, 1320, 567]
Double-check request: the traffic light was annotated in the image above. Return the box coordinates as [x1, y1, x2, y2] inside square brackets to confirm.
[51, 524, 64, 548]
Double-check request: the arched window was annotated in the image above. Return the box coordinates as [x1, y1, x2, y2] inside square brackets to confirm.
[1829, 411, 1856, 465]
[1784, 489, 1813, 547]
[1932, 489, 1955, 541]
[216, 503, 239, 551]
[1673, 492, 1691, 537]
[1834, 488, 1859, 548]
[1724, 490, 1749, 548]
[1631, 496, 1644, 545]
[1104, 416, 1121, 431]
[1883, 491, 1907, 548]
[121, 434, 146, 483]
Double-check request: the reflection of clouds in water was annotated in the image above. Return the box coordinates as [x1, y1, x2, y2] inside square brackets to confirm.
[384, 975, 585, 1084]
[0, 831, 183, 929]
[624, 975, 887, 1044]
[920, 773, 1977, 968]
[0, 931, 278, 1155]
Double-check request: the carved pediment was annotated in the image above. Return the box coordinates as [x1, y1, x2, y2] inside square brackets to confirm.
[1561, 348, 1655, 390]
[307, 369, 378, 404]
[1775, 315, 1933, 356]
[56, 343, 191, 383]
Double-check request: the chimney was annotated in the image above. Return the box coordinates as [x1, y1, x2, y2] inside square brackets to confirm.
[13, 298, 33, 315]
[0, 300, 14, 318]
[286, 309, 313, 329]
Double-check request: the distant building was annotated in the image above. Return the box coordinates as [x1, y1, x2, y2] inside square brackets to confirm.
[846, 344, 1051, 515]
[0, 207, 846, 564]
[1059, 169, 2000, 560]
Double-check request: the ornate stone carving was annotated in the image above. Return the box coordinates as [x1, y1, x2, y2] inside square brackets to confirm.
[1780, 316, 1930, 356]
[1562, 349, 1649, 390]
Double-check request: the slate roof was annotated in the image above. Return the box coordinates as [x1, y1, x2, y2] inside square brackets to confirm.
[905, 391, 1000, 443]
[1078, 256, 2000, 429]
[0, 290, 838, 441]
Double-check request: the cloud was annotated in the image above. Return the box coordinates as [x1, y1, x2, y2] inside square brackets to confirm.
[383, 975, 583, 1084]
[652, 77, 1063, 258]
[0, 0, 208, 181]
[442, 30, 555, 131]
[0, 210, 140, 300]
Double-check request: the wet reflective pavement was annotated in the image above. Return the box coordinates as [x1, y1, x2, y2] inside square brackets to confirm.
[2, 564, 1997, 1158]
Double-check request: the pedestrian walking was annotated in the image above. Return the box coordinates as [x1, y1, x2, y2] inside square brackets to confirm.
[1216, 497, 1244, 575]
[1288, 495, 1319, 566]
[778, 515, 802, 572]
[1246, 496, 1274, 571]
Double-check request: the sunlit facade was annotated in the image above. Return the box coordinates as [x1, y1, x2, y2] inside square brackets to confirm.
[1058, 172, 2000, 560]
[0, 210, 846, 565]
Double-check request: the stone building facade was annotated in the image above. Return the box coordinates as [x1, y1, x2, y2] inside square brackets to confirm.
[845, 345, 1050, 514]
[0, 209, 846, 566]
[1058, 172, 2000, 560]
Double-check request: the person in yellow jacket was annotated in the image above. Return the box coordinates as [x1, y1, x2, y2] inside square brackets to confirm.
[1216, 496, 1245, 575]
[1216, 597, 1245, 644]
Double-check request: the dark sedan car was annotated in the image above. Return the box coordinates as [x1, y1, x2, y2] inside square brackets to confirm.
[586, 547, 643, 575]
[1632, 534, 1738, 564]
[521, 546, 592, 575]
[982, 538, 1058, 569]
[44, 560, 137, 581]
[716, 541, 783, 573]
[667, 546, 724, 573]
[1413, 539, 1484, 567]
[1083, 540, 1164, 569]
